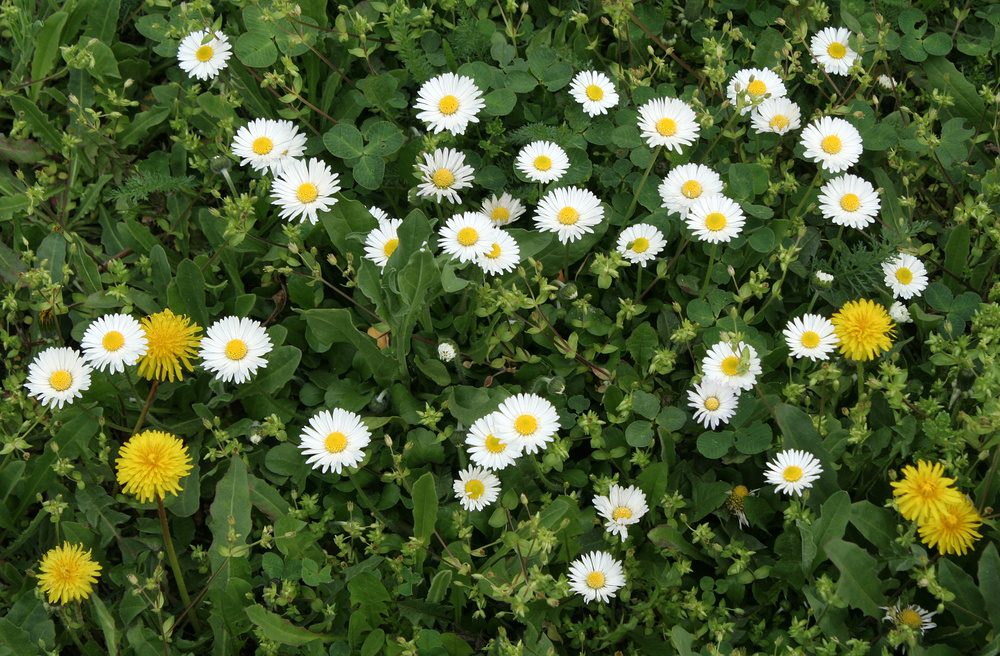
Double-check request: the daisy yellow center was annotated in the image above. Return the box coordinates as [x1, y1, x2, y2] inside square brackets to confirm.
[383, 238, 399, 258]
[801, 331, 821, 348]
[586, 84, 604, 101]
[899, 609, 922, 629]
[225, 339, 248, 361]
[486, 243, 502, 259]
[432, 168, 455, 189]
[840, 193, 860, 212]
[704, 397, 720, 411]
[770, 115, 789, 131]
[49, 370, 73, 391]
[585, 571, 605, 589]
[720, 356, 741, 377]
[896, 268, 913, 285]
[438, 95, 459, 115]
[783, 465, 803, 482]
[514, 414, 537, 435]
[705, 212, 727, 231]
[465, 479, 485, 499]
[297, 182, 318, 203]
[196, 45, 214, 62]
[485, 434, 505, 453]
[821, 135, 842, 154]
[491, 207, 510, 223]
[534, 155, 552, 171]
[682, 180, 702, 198]
[828, 42, 847, 59]
[612, 506, 632, 520]
[631, 237, 650, 253]
[102, 331, 125, 352]
[457, 227, 479, 246]
[656, 117, 677, 136]
[558, 207, 579, 225]
[252, 136, 273, 155]
[325, 432, 348, 454]
[747, 79, 766, 96]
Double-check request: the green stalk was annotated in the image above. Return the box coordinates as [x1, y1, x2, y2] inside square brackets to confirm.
[827, 224, 846, 266]
[856, 360, 865, 402]
[132, 379, 158, 436]
[622, 145, 661, 229]
[156, 494, 199, 630]
[700, 242, 718, 299]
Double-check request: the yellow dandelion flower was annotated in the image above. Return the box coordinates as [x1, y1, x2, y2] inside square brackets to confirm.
[891, 460, 965, 523]
[37, 542, 102, 605]
[136, 309, 201, 382]
[918, 497, 983, 556]
[116, 430, 193, 503]
[830, 299, 895, 361]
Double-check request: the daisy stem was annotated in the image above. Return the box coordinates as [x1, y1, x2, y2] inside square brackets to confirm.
[700, 242, 718, 300]
[563, 241, 570, 279]
[132, 380, 158, 436]
[156, 494, 199, 630]
[622, 145, 661, 229]
[635, 265, 643, 300]
[700, 109, 738, 165]
[827, 224, 846, 265]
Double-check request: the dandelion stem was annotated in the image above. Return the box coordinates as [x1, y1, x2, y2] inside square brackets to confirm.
[622, 145, 661, 229]
[132, 380, 158, 435]
[701, 242, 718, 300]
[856, 360, 865, 402]
[156, 494, 199, 630]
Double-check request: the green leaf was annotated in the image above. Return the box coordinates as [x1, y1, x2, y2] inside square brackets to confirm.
[324, 124, 365, 159]
[697, 431, 734, 458]
[626, 322, 658, 371]
[426, 570, 453, 604]
[939, 558, 988, 626]
[169, 259, 209, 331]
[8, 96, 62, 150]
[978, 543, 1000, 629]
[824, 539, 886, 617]
[625, 420, 654, 447]
[656, 406, 686, 431]
[84, 0, 120, 42]
[849, 501, 896, 553]
[919, 57, 986, 127]
[412, 472, 438, 541]
[805, 491, 851, 573]
[900, 35, 926, 62]
[631, 391, 660, 420]
[302, 308, 398, 386]
[210, 457, 253, 566]
[670, 626, 695, 656]
[924, 282, 953, 312]
[363, 122, 404, 157]
[734, 422, 771, 454]
[252, 345, 301, 395]
[944, 224, 970, 286]
[748, 227, 775, 253]
[923, 32, 953, 56]
[90, 595, 119, 655]
[31, 12, 68, 87]
[245, 605, 327, 646]
[728, 163, 755, 201]
[483, 88, 516, 116]
[235, 31, 278, 68]
[353, 154, 385, 190]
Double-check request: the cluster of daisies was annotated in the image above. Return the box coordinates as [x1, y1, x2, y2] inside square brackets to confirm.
[25, 311, 275, 410]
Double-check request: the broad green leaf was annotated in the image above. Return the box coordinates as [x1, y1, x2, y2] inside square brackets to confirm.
[84, 0, 120, 42]
[728, 163, 755, 200]
[353, 154, 385, 190]
[169, 259, 209, 330]
[363, 121, 404, 156]
[734, 422, 771, 454]
[631, 391, 660, 420]
[849, 501, 896, 553]
[804, 491, 851, 573]
[235, 31, 278, 68]
[411, 472, 438, 541]
[824, 539, 886, 617]
[697, 431, 733, 458]
[939, 558, 988, 626]
[920, 57, 986, 127]
[323, 124, 365, 159]
[923, 32, 953, 56]
[210, 457, 253, 571]
[647, 525, 705, 562]
[670, 626, 695, 656]
[90, 595, 119, 655]
[978, 543, 1000, 629]
[483, 88, 516, 116]
[8, 96, 62, 150]
[31, 12, 68, 89]
[426, 570, 453, 604]
[625, 420, 653, 447]
[302, 308, 397, 386]
[252, 345, 301, 395]
[245, 605, 327, 645]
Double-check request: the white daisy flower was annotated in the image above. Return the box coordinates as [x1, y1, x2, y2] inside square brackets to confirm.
[230, 119, 307, 176]
[298, 409, 372, 475]
[534, 186, 604, 244]
[813, 270, 835, 288]
[515, 141, 569, 184]
[465, 412, 523, 470]
[658, 163, 725, 219]
[481, 192, 525, 227]
[568, 551, 626, 603]
[687, 379, 739, 430]
[363, 218, 403, 270]
[764, 449, 823, 496]
[177, 30, 232, 81]
[800, 116, 864, 174]
[750, 97, 802, 135]
[883, 254, 929, 300]
[810, 27, 859, 76]
[415, 148, 475, 204]
[877, 74, 897, 89]
[199, 316, 273, 384]
[882, 604, 937, 634]
[726, 68, 787, 114]
[817, 174, 881, 229]
[616, 223, 665, 267]
[636, 97, 701, 152]
[783, 314, 838, 361]
[494, 393, 561, 455]
[702, 341, 762, 391]
[271, 157, 340, 225]
[686, 194, 746, 244]
[593, 484, 649, 542]
[889, 301, 912, 324]
[439, 211, 498, 263]
[453, 466, 500, 511]
[25, 347, 93, 410]
[437, 341, 457, 362]
[476, 230, 520, 276]
[414, 73, 485, 136]
[80, 314, 148, 374]
[569, 70, 620, 116]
